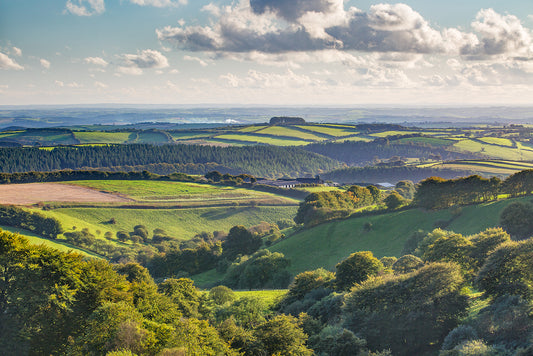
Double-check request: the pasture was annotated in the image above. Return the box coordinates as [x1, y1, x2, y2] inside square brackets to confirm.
[35, 205, 298, 241]
[66, 180, 299, 205]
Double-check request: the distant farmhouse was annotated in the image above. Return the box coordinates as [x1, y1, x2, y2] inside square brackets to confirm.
[256, 175, 324, 189]
[269, 117, 306, 125]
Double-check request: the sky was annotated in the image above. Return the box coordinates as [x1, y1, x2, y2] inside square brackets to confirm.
[0, 0, 532, 106]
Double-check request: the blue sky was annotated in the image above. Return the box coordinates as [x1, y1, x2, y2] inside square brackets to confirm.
[1, 0, 532, 105]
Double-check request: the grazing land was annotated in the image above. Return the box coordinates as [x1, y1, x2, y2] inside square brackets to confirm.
[36, 205, 298, 240]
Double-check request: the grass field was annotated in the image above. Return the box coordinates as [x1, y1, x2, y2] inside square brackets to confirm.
[214, 134, 310, 146]
[74, 131, 132, 144]
[35, 205, 298, 240]
[296, 125, 358, 137]
[295, 186, 345, 193]
[255, 126, 325, 141]
[266, 195, 533, 275]
[478, 137, 514, 147]
[66, 180, 298, 205]
[234, 290, 288, 308]
[427, 160, 533, 176]
[453, 139, 533, 160]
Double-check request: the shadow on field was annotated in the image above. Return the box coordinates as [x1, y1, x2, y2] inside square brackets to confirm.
[200, 207, 249, 220]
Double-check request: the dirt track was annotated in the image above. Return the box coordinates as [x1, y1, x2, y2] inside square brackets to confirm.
[0, 183, 131, 205]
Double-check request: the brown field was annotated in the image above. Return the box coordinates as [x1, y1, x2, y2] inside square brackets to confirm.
[0, 183, 131, 205]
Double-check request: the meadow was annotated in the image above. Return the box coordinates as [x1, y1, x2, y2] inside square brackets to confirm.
[34, 205, 298, 241]
[66, 180, 298, 205]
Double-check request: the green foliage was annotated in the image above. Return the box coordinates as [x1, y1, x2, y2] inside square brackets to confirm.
[281, 268, 335, 307]
[395, 180, 416, 200]
[0, 144, 340, 178]
[158, 278, 201, 318]
[476, 239, 533, 299]
[223, 250, 291, 290]
[499, 201, 533, 239]
[384, 191, 405, 210]
[0, 204, 63, 239]
[253, 315, 313, 356]
[209, 285, 236, 306]
[392, 254, 424, 274]
[414, 175, 502, 210]
[344, 263, 468, 356]
[216, 297, 267, 329]
[335, 251, 383, 291]
[308, 325, 368, 356]
[222, 225, 262, 261]
[295, 185, 380, 226]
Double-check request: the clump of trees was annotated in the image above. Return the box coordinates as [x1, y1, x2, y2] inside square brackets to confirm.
[294, 185, 382, 226]
[0, 204, 62, 239]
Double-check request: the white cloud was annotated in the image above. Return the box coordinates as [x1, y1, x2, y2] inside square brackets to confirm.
[158, 2, 533, 63]
[84, 56, 108, 67]
[65, 0, 105, 16]
[12, 47, 22, 56]
[40, 59, 51, 69]
[117, 66, 143, 75]
[119, 49, 169, 72]
[0, 52, 24, 70]
[184, 55, 208, 67]
[94, 81, 108, 88]
[128, 0, 187, 7]
[170, 69, 180, 74]
[55, 80, 65, 87]
[466, 9, 533, 58]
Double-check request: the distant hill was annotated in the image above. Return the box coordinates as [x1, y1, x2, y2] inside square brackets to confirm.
[270, 117, 306, 125]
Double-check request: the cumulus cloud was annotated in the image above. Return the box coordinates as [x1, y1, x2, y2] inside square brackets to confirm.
[157, 1, 533, 62]
[65, 0, 105, 16]
[12, 47, 22, 56]
[119, 49, 169, 70]
[40, 59, 51, 69]
[184, 55, 208, 67]
[129, 0, 187, 7]
[94, 81, 108, 88]
[0, 52, 24, 70]
[465, 9, 532, 58]
[85, 56, 108, 67]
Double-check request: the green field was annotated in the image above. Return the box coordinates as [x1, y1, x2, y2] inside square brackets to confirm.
[296, 125, 358, 137]
[214, 134, 310, 146]
[255, 126, 325, 141]
[266, 196, 532, 275]
[428, 160, 533, 175]
[453, 139, 533, 160]
[35, 205, 298, 241]
[66, 180, 298, 205]
[74, 131, 132, 144]
[478, 137, 514, 147]
[397, 136, 454, 146]
[234, 290, 288, 308]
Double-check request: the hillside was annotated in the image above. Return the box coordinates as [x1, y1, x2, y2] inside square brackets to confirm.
[267, 196, 532, 275]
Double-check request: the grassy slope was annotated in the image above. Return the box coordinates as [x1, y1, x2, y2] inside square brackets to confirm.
[0, 225, 101, 258]
[37, 206, 298, 240]
[268, 196, 533, 275]
[66, 180, 298, 204]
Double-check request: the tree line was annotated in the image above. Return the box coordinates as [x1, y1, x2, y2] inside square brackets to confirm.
[304, 138, 480, 166]
[0, 144, 340, 178]
[414, 169, 533, 210]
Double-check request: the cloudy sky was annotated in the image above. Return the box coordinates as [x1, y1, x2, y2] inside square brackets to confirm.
[1, 0, 532, 105]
